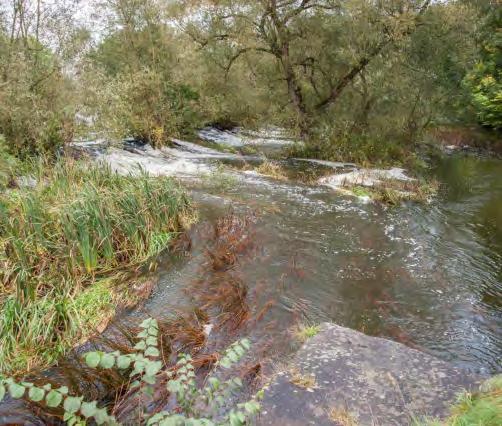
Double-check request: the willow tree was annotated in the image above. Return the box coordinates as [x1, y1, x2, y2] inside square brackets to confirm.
[0, 0, 84, 156]
[175, 0, 433, 136]
[84, 0, 200, 146]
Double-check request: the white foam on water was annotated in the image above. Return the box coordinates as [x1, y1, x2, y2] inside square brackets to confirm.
[98, 147, 212, 178]
[198, 126, 298, 148]
[319, 167, 414, 189]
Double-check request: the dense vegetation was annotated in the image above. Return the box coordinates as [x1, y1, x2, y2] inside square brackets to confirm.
[0, 160, 193, 374]
[0, 0, 500, 163]
[0, 1, 500, 423]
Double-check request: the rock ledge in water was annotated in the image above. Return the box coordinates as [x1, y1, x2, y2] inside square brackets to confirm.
[259, 323, 483, 426]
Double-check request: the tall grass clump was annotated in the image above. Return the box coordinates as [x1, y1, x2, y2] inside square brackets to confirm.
[0, 135, 19, 190]
[416, 375, 502, 426]
[0, 159, 194, 374]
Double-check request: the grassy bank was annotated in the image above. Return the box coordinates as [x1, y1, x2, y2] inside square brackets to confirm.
[417, 375, 502, 426]
[0, 159, 194, 375]
[286, 133, 420, 169]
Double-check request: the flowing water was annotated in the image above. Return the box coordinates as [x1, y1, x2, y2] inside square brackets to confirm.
[1, 131, 501, 423]
[83, 131, 501, 375]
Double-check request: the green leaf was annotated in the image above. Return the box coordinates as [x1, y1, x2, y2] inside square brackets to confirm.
[85, 352, 101, 368]
[28, 387, 45, 402]
[117, 355, 132, 369]
[145, 346, 160, 357]
[240, 338, 251, 350]
[147, 412, 166, 425]
[244, 401, 260, 414]
[134, 341, 147, 351]
[64, 396, 83, 414]
[94, 408, 108, 425]
[234, 345, 245, 357]
[133, 360, 146, 375]
[208, 377, 220, 390]
[229, 411, 244, 426]
[233, 377, 243, 387]
[137, 330, 149, 339]
[8, 383, 25, 399]
[160, 415, 188, 426]
[143, 375, 156, 385]
[81, 401, 98, 418]
[140, 318, 153, 328]
[99, 353, 115, 369]
[46, 390, 63, 407]
[167, 380, 180, 393]
[0, 385, 5, 401]
[228, 349, 239, 363]
[146, 336, 157, 346]
[145, 360, 162, 376]
[58, 386, 69, 395]
[67, 416, 79, 426]
[220, 358, 231, 369]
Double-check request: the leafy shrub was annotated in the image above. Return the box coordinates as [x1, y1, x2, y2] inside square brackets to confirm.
[0, 318, 262, 426]
[93, 68, 200, 147]
[0, 37, 75, 157]
[464, 63, 502, 129]
[288, 131, 414, 168]
[463, 7, 502, 129]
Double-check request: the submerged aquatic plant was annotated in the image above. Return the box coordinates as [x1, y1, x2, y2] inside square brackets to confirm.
[0, 159, 194, 374]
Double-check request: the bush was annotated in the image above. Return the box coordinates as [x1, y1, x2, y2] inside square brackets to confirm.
[0, 37, 76, 157]
[92, 68, 200, 147]
[0, 160, 194, 374]
[289, 130, 414, 168]
[463, 7, 502, 129]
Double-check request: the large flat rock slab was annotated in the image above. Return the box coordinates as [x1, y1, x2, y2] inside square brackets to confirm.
[259, 323, 484, 425]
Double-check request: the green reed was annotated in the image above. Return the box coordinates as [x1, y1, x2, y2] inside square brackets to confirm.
[0, 158, 194, 374]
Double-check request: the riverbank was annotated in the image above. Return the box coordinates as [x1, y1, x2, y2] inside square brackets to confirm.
[0, 158, 194, 375]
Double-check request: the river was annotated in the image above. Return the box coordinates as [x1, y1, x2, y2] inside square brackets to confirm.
[95, 130, 501, 375]
[1, 131, 500, 423]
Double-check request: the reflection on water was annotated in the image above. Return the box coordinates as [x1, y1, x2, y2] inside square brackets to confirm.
[144, 154, 501, 374]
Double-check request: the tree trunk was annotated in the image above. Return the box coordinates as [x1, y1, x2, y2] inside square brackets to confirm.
[280, 43, 309, 136]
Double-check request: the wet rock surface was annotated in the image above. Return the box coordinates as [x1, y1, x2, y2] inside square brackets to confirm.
[259, 323, 484, 426]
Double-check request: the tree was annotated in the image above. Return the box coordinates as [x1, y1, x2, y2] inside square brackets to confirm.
[0, 0, 84, 156]
[176, 0, 433, 136]
[82, 0, 201, 146]
[463, 3, 502, 129]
